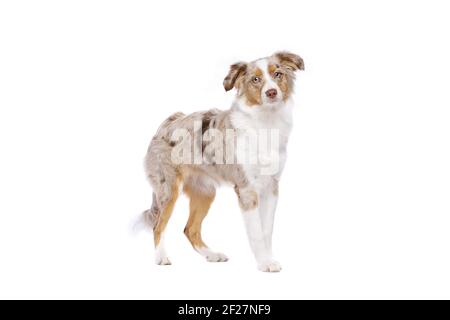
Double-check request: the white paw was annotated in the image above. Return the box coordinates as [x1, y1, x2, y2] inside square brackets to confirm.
[196, 247, 229, 262]
[258, 260, 282, 272]
[155, 256, 172, 265]
[206, 252, 229, 263]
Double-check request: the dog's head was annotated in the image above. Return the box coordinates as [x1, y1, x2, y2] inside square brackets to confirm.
[223, 51, 304, 108]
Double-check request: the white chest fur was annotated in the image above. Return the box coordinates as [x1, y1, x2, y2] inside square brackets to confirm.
[230, 99, 293, 190]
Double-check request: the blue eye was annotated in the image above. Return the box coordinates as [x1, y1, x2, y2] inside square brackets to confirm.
[274, 72, 282, 78]
[252, 77, 261, 83]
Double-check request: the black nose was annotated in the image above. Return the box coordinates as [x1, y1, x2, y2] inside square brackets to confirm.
[265, 89, 277, 98]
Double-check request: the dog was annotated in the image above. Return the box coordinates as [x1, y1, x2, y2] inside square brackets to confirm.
[142, 51, 304, 272]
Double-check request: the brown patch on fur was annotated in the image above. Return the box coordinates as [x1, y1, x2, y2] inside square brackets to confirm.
[201, 111, 214, 135]
[226, 62, 271, 107]
[276, 70, 292, 102]
[266, 61, 296, 102]
[240, 66, 264, 107]
[183, 185, 216, 249]
[268, 64, 277, 74]
[153, 179, 180, 247]
[244, 83, 263, 106]
[223, 62, 247, 91]
[274, 51, 305, 71]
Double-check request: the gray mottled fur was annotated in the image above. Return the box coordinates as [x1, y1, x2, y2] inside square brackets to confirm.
[143, 109, 252, 227]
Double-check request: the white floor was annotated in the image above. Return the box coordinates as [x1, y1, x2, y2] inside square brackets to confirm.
[1, 0, 450, 299]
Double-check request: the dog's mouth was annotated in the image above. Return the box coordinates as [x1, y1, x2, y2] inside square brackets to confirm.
[264, 96, 281, 105]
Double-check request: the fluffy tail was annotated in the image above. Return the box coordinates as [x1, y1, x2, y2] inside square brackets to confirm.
[133, 193, 160, 233]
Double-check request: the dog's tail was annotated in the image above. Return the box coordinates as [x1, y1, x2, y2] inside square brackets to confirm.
[133, 193, 160, 233]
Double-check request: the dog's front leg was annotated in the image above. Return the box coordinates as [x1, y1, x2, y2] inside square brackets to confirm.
[259, 188, 278, 257]
[236, 187, 281, 272]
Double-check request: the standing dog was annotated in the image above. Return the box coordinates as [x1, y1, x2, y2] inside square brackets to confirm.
[142, 51, 304, 272]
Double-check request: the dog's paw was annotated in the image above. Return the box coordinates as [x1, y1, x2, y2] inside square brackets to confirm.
[206, 252, 229, 263]
[258, 260, 282, 272]
[155, 256, 172, 266]
[196, 247, 229, 262]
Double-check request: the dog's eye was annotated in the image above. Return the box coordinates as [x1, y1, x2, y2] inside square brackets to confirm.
[274, 72, 282, 78]
[252, 77, 261, 83]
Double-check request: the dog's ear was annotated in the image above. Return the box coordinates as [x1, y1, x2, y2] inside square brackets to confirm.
[223, 62, 247, 91]
[274, 51, 304, 71]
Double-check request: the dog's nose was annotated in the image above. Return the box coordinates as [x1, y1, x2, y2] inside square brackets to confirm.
[265, 88, 278, 98]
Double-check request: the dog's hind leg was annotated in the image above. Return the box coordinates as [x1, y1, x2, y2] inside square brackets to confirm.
[151, 180, 180, 265]
[145, 137, 182, 265]
[183, 182, 228, 262]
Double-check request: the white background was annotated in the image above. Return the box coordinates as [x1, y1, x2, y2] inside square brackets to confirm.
[1, 0, 449, 299]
